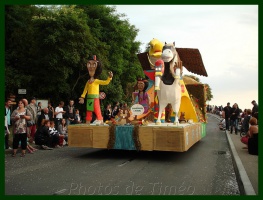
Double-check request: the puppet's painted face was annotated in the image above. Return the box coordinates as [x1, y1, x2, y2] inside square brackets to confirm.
[87, 60, 98, 77]
[137, 81, 145, 91]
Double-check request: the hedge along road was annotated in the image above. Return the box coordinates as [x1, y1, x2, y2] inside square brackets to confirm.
[5, 115, 240, 195]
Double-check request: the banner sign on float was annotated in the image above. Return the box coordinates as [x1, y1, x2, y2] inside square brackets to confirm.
[130, 104, 144, 116]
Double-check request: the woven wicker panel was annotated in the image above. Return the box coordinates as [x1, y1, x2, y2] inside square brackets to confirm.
[184, 124, 201, 151]
[93, 127, 110, 148]
[153, 128, 184, 152]
[68, 126, 93, 147]
[139, 127, 154, 151]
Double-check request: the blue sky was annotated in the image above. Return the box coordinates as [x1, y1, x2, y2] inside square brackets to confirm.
[111, 5, 258, 110]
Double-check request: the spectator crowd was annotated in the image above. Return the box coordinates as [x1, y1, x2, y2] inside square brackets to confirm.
[212, 100, 258, 156]
[5, 96, 258, 157]
[5, 96, 129, 157]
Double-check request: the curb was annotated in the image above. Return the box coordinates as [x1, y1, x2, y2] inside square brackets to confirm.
[207, 113, 256, 195]
[225, 130, 256, 195]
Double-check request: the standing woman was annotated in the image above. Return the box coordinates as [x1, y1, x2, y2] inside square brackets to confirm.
[230, 103, 240, 134]
[48, 102, 55, 121]
[248, 117, 258, 155]
[11, 100, 32, 157]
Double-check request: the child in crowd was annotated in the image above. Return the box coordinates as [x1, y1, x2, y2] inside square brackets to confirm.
[74, 109, 82, 124]
[49, 120, 62, 148]
[58, 118, 68, 146]
[27, 142, 38, 154]
[18, 138, 38, 154]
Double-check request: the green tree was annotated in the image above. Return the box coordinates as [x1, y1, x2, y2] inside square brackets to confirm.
[77, 5, 144, 107]
[29, 5, 94, 102]
[5, 5, 143, 108]
[204, 84, 213, 102]
[5, 5, 39, 96]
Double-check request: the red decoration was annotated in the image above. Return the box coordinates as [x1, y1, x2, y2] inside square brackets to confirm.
[181, 85, 185, 93]
[143, 70, 155, 81]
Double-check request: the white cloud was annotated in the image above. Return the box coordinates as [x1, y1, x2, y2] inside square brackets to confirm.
[111, 5, 258, 110]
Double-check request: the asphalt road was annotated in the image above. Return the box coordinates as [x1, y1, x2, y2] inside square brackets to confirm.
[5, 115, 240, 195]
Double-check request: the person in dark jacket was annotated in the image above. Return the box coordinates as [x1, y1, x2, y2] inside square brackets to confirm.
[242, 109, 252, 134]
[103, 104, 112, 122]
[73, 109, 82, 124]
[251, 100, 258, 120]
[223, 102, 231, 131]
[64, 100, 76, 125]
[37, 108, 50, 127]
[111, 105, 119, 119]
[230, 103, 240, 134]
[47, 102, 55, 121]
[34, 119, 53, 150]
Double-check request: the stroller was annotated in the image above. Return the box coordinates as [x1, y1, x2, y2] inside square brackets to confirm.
[218, 118, 226, 131]
[239, 115, 252, 137]
[238, 121, 247, 137]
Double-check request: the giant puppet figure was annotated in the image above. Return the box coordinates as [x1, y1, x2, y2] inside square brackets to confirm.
[155, 42, 182, 125]
[137, 38, 208, 124]
[132, 77, 151, 114]
[79, 55, 113, 124]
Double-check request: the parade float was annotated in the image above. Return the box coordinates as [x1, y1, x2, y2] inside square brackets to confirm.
[68, 38, 208, 152]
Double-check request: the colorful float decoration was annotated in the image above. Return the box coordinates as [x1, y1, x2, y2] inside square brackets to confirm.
[155, 42, 182, 125]
[68, 39, 208, 152]
[137, 38, 208, 124]
[79, 55, 113, 125]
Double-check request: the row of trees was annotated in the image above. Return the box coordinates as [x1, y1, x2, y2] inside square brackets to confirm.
[5, 5, 144, 108]
[5, 5, 212, 110]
